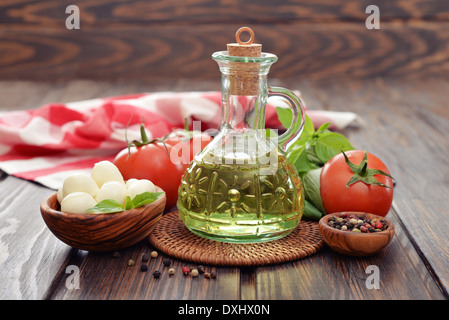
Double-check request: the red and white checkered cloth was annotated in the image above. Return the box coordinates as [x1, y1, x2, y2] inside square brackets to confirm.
[0, 91, 358, 190]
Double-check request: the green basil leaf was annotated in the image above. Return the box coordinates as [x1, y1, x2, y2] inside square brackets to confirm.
[276, 106, 293, 129]
[132, 192, 164, 208]
[302, 168, 325, 214]
[303, 199, 323, 220]
[314, 131, 354, 163]
[315, 122, 331, 134]
[276, 109, 315, 142]
[125, 196, 134, 210]
[287, 145, 314, 173]
[305, 140, 324, 166]
[297, 114, 315, 145]
[86, 199, 125, 214]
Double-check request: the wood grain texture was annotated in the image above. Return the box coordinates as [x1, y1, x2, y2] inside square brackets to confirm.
[1, 0, 448, 25]
[48, 241, 241, 300]
[0, 0, 448, 81]
[1, 22, 448, 81]
[254, 210, 443, 300]
[0, 78, 447, 300]
[0, 176, 71, 299]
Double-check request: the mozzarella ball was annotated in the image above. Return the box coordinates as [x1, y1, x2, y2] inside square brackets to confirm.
[91, 161, 124, 188]
[61, 192, 97, 214]
[62, 174, 100, 198]
[57, 187, 64, 204]
[125, 178, 138, 188]
[95, 181, 127, 205]
[127, 179, 156, 200]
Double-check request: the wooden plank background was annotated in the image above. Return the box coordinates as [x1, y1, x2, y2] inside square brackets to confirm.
[0, 0, 448, 81]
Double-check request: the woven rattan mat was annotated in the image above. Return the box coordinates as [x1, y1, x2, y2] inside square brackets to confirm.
[148, 211, 324, 267]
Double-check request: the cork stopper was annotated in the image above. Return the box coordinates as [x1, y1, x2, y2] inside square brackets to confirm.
[226, 27, 262, 96]
[227, 27, 262, 57]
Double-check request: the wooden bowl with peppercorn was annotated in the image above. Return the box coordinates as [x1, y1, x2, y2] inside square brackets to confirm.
[40, 187, 166, 252]
[318, 212, 395, 256]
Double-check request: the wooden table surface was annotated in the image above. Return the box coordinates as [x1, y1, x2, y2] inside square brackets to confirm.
[0, 77, 447, 302]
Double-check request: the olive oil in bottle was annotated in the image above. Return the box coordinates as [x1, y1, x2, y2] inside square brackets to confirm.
[178, 155, 304, 243]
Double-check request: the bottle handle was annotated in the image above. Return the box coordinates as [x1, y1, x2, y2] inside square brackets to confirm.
[268, 86, 306, 152]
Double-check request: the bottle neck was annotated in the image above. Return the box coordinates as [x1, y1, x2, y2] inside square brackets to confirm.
[220, 73, 268, 132]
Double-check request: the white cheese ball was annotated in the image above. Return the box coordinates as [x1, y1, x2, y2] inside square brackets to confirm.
[125, 178, 138, 188]
[57, 187, 64, 204]
[95, 181, 127, 205]
[61, 192, 97, 214]
[126, 179, 156, 200]
[62, 174, 100, 199]
[91, 161, 124, 188]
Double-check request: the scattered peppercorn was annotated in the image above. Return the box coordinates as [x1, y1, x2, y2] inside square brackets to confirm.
[150, 251, 158, 258]
[153, 270, 161, 278]
[141, 254, 149, 262]
[191, 268, 199, 277]
[327, 213, 388, 233]
[210, 271, 217, 279]
[169, 268, 175, 275]
[197, 265, 205, 274]
[182, 266, 190, 275]
[163, 259, 171, 267]
[128, 259, 135, 267]
[204, 272, 211, 279]
[140, 264, 148, 272]
[112, 251, 120, 258]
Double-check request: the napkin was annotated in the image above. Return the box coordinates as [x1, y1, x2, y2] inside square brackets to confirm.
[0, 91, 358, 190]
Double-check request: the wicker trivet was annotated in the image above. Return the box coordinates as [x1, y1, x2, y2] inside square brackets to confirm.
[148, 211, 324, 267]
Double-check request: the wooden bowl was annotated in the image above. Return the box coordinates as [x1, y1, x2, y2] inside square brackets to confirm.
[318, 212, 395, 256]
[40, 187, 166, 252]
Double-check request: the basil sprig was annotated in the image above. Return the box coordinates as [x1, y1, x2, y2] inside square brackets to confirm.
[86, 191, 164, 214]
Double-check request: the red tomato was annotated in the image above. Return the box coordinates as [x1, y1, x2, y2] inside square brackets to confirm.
[164, 131, 213, 170]
[113, 129, 212, 210]
[113, 142, 186, 209]
[320, 150, 394, 217]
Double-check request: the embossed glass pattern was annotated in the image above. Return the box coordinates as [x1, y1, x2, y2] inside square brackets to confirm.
[177, 50, 306, 243]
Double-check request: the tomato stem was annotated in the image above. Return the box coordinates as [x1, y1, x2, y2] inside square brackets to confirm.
[342, 150, 394, 189]
[360, 160, 369, 176]
[140, 123, 149, 144]
[124, 123, 171, 158]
